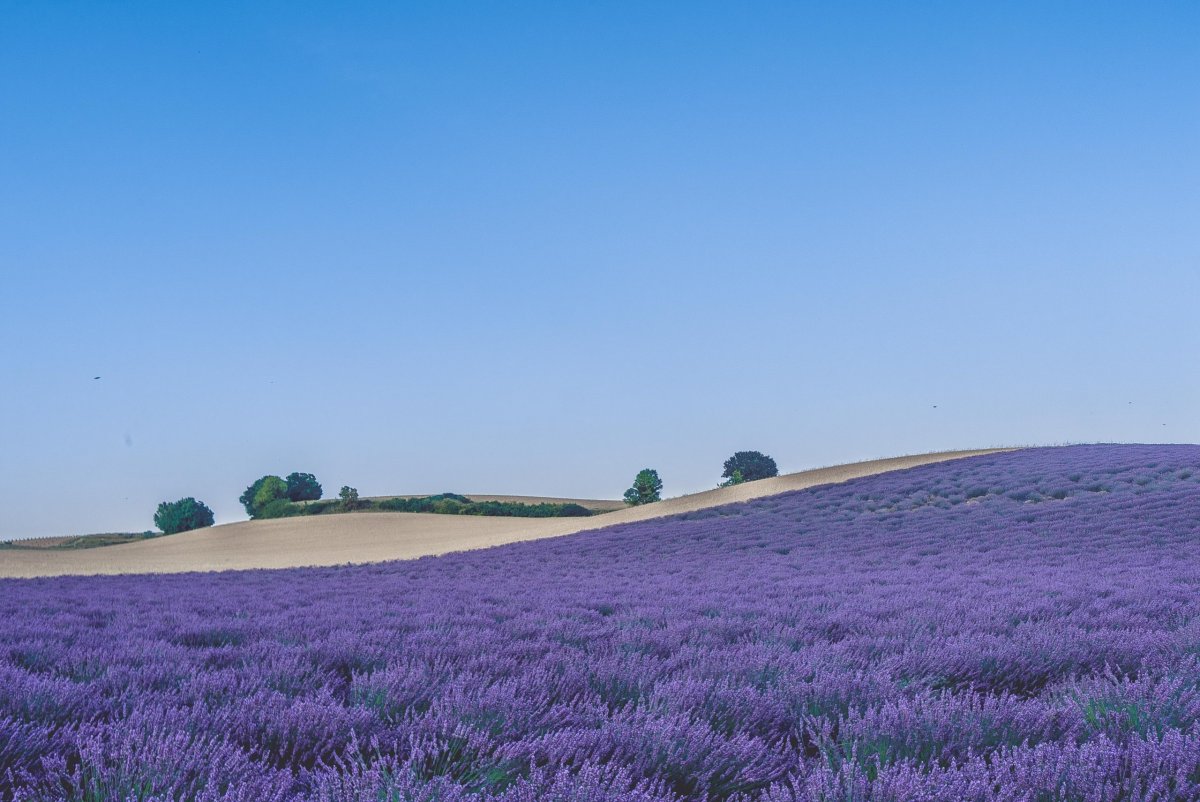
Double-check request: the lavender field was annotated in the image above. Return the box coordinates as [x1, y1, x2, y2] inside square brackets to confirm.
[3, 445, 1200, 801]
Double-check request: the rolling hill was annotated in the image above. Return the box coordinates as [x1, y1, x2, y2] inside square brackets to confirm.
[0, 449, 1003, 577]
[2, 444, 1198, 800]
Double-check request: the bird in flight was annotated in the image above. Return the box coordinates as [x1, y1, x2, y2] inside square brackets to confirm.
[93, 376, 101, 380]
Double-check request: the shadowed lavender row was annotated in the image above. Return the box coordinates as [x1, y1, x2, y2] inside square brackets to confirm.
[3, 444, 1200, 801]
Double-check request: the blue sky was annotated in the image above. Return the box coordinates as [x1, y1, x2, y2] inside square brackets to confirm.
[1, 2, 1197, 537]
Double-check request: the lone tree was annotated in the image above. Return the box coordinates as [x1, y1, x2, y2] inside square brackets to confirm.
[285, 472, 323, 502]
[339, 485, 361, 511]
[154, 497, 215, 534]
[722, 451, 778, 484]
[624, 469, 663, 506]
[239, 475, 288, 518]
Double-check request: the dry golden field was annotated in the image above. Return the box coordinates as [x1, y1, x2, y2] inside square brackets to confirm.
[0, 449, 1008, 578]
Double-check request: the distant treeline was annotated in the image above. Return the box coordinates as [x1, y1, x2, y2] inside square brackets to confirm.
[155, 450, 780, 534]
[0, 531, 162, 551]
[258, 493, 593, 520]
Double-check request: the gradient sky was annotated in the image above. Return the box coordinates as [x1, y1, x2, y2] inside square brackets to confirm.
[2, 2, 1197, 538]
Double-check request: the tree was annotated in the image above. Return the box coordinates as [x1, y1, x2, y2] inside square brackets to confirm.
[719, 469, 746, 488]
[240, 475, 287, 518]
[623, 469, 663, 506]
[239, 477, 266, 516]
[154, 497, 215, 534]
[253, 476, 288, 513]
[722, 451, 778, 483]
[339, 485, 361, 511]
[285, 472, 323, 502]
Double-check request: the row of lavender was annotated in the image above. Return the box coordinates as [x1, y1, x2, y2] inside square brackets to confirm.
[3, 445, 1200, 801]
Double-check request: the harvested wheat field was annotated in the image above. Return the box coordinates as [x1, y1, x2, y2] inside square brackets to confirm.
[0, 449, 1006, 578]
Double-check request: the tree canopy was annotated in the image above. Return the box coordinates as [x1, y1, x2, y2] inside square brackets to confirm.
[623, 469, 663, 506]
[338, 486, 361, 511]
[240, 475, 288, 519]
[285, 472, 323, 502]
[722, 451, 778, 483]
[154, 497, 215, 535]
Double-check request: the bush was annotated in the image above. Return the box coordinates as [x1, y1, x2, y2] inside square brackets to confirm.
[722, 451, 778, 483]
[257, 499, 300, 519]
[375, 496, 592, 518]
[285, 472, 323, 502]
[154, 497, 215, 534]
[624, 469, 663, 506]
[377, 497, 429, 513]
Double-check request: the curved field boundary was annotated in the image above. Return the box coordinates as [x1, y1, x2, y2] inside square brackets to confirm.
[0, 449, 1011, 578]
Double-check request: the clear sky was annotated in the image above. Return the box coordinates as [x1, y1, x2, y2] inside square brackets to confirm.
[1, 2, 1197, 538]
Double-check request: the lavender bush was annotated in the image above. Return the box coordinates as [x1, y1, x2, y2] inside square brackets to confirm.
[2, 444, 1200, 801]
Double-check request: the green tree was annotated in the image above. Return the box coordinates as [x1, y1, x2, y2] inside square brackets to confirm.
[154, 497, 215, 534]
[254, 476, 288, 512]
[432, 498, 466, 515]
[719, 468, 746, 487]
[623, 468, 663, 506]
[240, 475, 287, 518]
[722, 451, 778, 483]
[339, 485, 361, 511]
[239, 476, 268, 517]
[285, 472, 323, 502]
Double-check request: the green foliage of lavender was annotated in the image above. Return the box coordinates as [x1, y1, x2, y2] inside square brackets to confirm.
[3, 445, 1200, 800]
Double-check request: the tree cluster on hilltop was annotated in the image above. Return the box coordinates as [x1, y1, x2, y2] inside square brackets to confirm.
[157, 448, 781, 532]
[239, 472, 325, 519]
[622, 450, 779, 506]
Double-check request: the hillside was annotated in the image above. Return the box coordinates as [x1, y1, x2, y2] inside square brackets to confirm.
[2, 444, 1198, 800]
[0, 449, 1002, 577]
